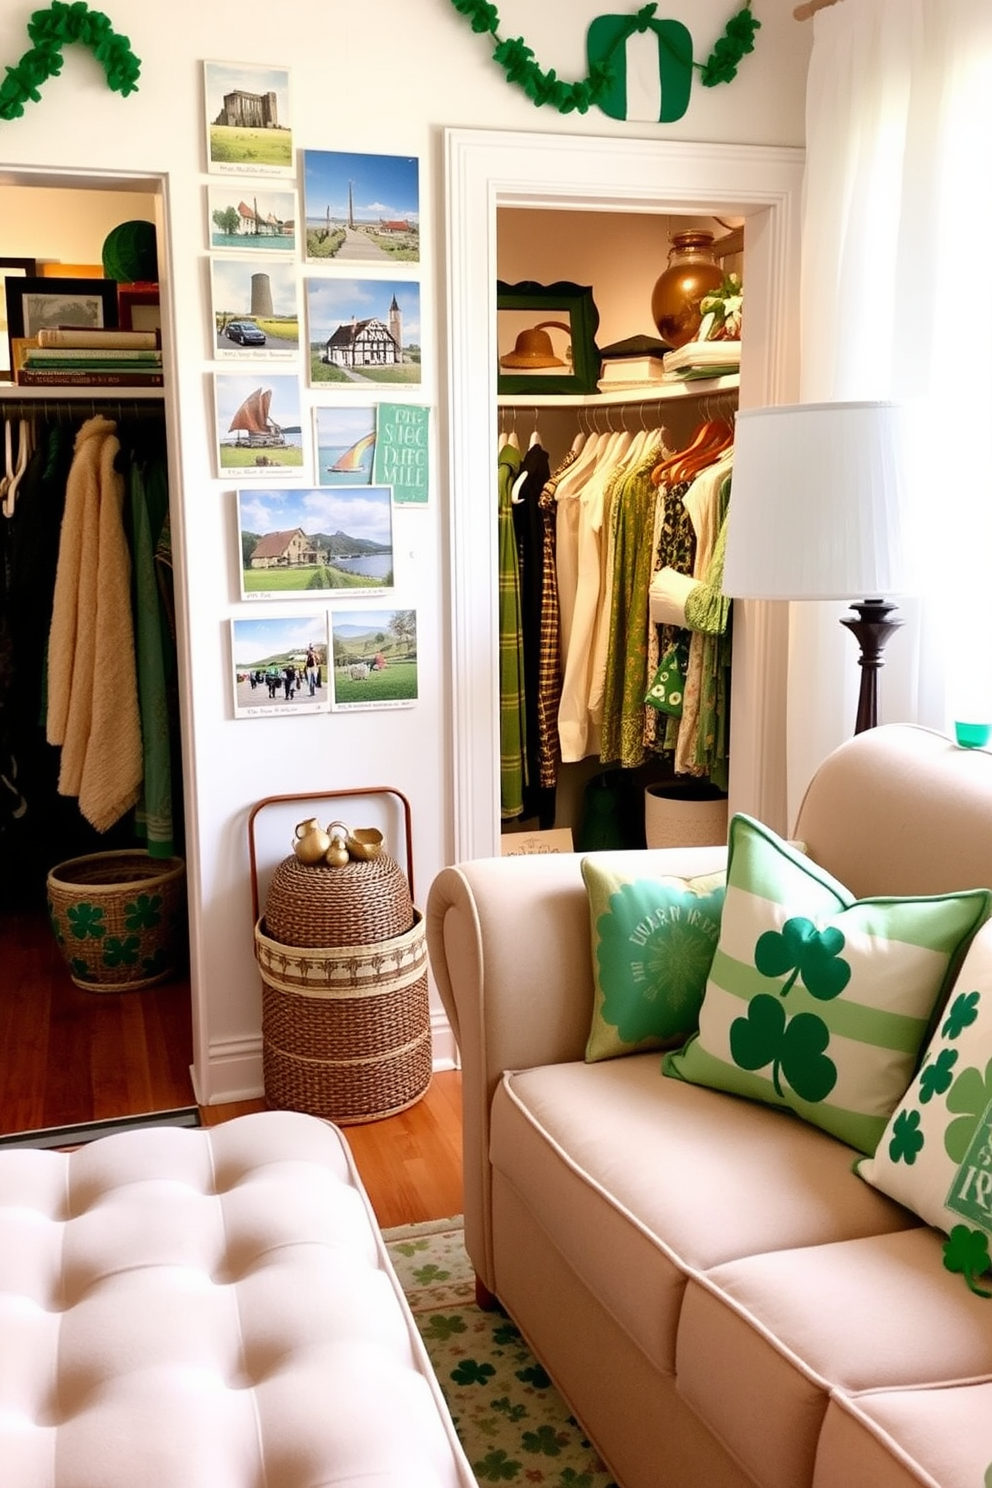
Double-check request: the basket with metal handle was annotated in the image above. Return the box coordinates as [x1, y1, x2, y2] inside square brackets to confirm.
[247, 787, 430, 1124]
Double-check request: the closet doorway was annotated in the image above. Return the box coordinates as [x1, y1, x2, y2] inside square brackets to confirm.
[443, 127, 806, 863]
[0, 167, 194, 1135]
[496, 203, 742, 843]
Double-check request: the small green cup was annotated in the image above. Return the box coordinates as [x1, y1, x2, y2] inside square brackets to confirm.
[954, 721, 992, 749]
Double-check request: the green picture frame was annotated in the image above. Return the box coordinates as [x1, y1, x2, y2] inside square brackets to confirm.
[496, 280, 601, 395]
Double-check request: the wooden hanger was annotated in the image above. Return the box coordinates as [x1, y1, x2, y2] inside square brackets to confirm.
[651, 416, 734, 487]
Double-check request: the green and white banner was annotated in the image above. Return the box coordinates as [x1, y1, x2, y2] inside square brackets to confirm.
[586, 13, 693, 122]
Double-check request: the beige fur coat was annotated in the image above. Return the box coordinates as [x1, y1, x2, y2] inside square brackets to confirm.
[47, 416, 143, 832]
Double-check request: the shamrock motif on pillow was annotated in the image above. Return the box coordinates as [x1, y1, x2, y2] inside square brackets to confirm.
[665, 813, 991, 1154]
[858, 960, 992, 1298]
[730, 917, 851, 1102]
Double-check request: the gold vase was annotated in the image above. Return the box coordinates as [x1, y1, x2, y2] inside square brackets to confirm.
[651, 230, 724, 349]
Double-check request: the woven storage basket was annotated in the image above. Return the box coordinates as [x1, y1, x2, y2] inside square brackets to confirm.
[46, 850, 186, 993]
[263, 850, 413, 948]
[644, 783, 729, 849]
[255, 909, 431, 1123]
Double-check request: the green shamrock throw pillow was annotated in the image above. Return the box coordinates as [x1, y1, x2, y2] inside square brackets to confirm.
[581, 856, 726, 1062]
[857, 931, 992, 1295]
[663, 814, 991, 1154]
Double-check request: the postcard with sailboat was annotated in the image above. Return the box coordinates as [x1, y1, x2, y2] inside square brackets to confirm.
[313, 405, 375, 485]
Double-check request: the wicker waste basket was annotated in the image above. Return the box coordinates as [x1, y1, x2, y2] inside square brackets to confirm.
[253, 829, 431, 1125]
[644, 780, 729, 849]
[47, 849, 186, 993]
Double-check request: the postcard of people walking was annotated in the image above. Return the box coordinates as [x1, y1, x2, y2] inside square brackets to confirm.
[303, 150, 419, 265]
[204, 62, 293, 177]
[214, 373, 305, 475]
[230, 613, 329, 718]
[330, 608, 418, 711]
[237, 485, 394, 599]
[306, 278, 421, 387]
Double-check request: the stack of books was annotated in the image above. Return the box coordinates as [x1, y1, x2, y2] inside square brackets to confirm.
[596, 334, 671, 391]
[661, 338, 741, 382]
[12, 327, 164, 387]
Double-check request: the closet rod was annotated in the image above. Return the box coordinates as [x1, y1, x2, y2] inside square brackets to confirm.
[0, 397, 164, 423]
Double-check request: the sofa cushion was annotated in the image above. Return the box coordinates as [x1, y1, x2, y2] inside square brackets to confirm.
[580, 855, 725, 1061]
[664, 813, 991, 1154]
[675, 1226, 992, 1488]
[813, 1383, 992, 1488]
[858, 924, 992, 1289]
[491, 1057, 917, 1380]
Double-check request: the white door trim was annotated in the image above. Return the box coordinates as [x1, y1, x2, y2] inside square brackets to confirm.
[443, 127, 805, 863]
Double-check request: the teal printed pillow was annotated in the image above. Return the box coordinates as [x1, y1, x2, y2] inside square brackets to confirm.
[858, 931, 992, 1293]
[581, 856, 725, 1062]
[663, 814, 991, 1154]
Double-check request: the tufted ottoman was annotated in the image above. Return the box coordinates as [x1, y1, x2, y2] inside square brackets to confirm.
[0, 1110, 475, 1488]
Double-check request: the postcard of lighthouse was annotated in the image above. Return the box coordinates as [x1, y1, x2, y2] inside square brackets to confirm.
[302, 150, 419, 266]
[211, 257, 299, 359]
[306, 278, 421, 388]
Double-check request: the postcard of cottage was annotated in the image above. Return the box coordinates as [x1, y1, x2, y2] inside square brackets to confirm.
[306, 278, 421, 388]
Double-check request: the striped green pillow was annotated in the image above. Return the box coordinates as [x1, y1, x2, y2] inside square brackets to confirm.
[663, 814, 991, 1155]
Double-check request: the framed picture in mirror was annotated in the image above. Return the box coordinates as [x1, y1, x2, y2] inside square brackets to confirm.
[0, 258, 36, 380]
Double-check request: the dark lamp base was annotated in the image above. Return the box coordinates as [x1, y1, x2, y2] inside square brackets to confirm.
[839, 599, 903, 735]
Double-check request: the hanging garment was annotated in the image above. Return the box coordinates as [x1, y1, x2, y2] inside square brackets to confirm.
[557, 431, 633, 763]
[47, 415, 142, 833]
[498, 442, 527, 819]
[129, 450, 175, 856]
[675, 450, 733, 774]
[598, 445, 667, 768]
[648, 467, 734, 786]
[511, 440, 553, 823]
[554, 430, 606, 663]
[535, 448, 576, 796]
[686, 475, 734, 788]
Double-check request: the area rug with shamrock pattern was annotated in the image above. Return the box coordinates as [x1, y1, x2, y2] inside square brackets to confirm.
[384, 1216, 617, 1487]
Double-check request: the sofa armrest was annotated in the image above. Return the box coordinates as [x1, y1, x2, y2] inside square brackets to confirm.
[426, 845, 728, 1290]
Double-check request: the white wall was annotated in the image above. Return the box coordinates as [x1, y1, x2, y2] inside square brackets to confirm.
[0, 0, 810, 1102]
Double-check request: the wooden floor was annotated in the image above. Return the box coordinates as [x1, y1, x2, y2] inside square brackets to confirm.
[1, 908, 465, 1229]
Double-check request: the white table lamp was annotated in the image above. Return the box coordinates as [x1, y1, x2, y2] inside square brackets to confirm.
[723, 400, 918, 734]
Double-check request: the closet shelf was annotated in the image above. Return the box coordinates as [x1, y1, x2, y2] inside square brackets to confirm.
[0, 384, 164, 402]
[496, 373, 739, 409]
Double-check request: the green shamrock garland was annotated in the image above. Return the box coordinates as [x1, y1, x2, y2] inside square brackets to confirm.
[0, 2, 140, 124]
[447, 0, 760, 115]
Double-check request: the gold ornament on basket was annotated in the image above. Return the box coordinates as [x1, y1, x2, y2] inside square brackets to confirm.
[293, 819, 332, 865]
[325, 821, 351, 867]
[346, 827, 384, 861]
[293, 817, 386, 867]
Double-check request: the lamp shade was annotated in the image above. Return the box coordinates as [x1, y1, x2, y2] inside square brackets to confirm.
[723, 400, 919, 600]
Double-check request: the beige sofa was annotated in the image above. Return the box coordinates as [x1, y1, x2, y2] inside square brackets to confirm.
[427, 724, 992, 1488]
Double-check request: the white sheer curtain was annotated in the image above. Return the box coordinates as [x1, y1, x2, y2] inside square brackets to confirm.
[786, 0, 992, 821]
